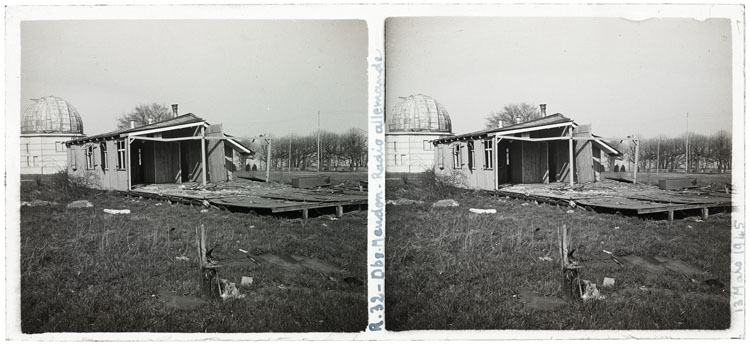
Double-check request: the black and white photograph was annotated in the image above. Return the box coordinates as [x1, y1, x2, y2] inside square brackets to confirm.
[12, 18, 369, 333]
[384, 14, 742, 332]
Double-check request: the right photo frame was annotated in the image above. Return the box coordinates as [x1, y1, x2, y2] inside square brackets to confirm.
[383, 10, 744, 337]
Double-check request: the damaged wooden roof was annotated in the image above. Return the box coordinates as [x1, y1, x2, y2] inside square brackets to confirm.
[433, 113, 575, 143]
[67, 114, 205, 144]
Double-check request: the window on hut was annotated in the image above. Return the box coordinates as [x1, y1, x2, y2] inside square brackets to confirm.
[100, 142, 108, 170]
[116, 140, 126, 170]
[453, 143, 462, 169]
[86, 145, 95, 170]
[438, 145, 444, 169]
[483, 139, 493, 169]
[467, 141, 475, 170]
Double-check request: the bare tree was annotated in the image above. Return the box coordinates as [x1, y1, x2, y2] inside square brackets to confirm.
[116, 103, 174, 129]
[484, 103, 541, 129]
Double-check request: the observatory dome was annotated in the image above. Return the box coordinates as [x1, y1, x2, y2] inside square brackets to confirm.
[21, 96, 84, 134]
[387, 94, 452, 133]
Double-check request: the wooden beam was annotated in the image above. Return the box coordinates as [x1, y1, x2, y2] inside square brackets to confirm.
[702, 207, 709, 220]
[201, 126, 207, 186]
[302, 208, 309, 220]
[568, 127, 574, 186]
[126, 138, 132, 191]
[667, 210, 674, 221]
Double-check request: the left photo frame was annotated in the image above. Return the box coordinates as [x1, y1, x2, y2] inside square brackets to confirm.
[6, 9, 373, 338]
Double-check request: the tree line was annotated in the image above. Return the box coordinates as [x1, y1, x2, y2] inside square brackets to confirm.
[608, 131, 732, 174]
[240, 128, 367, 171]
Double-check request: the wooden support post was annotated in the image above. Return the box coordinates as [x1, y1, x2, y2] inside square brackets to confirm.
[633, 139, 639, 184]
[568, 127, 574, 186]
[126, 138, 132, 191]
[336, 205, 344, 218]
[201, 126, 207, 186]
[266, 137, 272, 183]
[701, 207, 709, 220]
[667, 210, 674, 222]
[558, 224, 580, 301]
[197, 224, 219, 299]
[302, 208, 309, 220]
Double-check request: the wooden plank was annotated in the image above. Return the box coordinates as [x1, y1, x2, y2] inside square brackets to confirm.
[573, 125, 594, 183]
[635, 202, 731, 214]
[270, 199, 368, 213]
[206, 124, 226, 183]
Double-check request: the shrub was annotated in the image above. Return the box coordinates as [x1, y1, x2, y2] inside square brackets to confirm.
[50, 170, 100, 201]
[417, 168, 466, 199]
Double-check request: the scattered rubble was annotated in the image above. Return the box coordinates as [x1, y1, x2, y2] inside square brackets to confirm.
[66, 200, 93, 208]
[104, 209, 131, 214]
[219, 279, 244, 300]
[580, 280, 605, 301]
[432, 199, 459, 208]
[469, 208, 496, 214]
[387, 198, 425, 206]
[21, 200, 59, 207]
[240, 276, 254, 286]
[602, 277, 615, 288]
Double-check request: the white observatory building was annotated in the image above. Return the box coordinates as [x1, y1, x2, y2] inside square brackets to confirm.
[20, 96, 85, 174]
[386, 94, 453, 173]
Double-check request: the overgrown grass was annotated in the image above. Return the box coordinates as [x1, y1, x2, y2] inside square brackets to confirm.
[19, 175, 366, 333]
[385, 173, 731, 330]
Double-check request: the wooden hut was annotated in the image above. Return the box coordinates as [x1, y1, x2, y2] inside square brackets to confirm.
[432, 114, 620, 190]
[65, 113, 252, 191]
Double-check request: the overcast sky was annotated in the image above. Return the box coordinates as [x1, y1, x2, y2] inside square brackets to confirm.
[21, 20, 368, 138]
[386, 17, 733, 139]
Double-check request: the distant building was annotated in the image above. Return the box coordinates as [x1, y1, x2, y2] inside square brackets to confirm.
[386, 94, 453, 173]
[20, 96, 86, 174]
[66, 112, 253, 191]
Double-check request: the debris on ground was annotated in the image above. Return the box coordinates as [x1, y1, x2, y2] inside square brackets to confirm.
[320, 215, 339, 220]
[387, 198, 425, 206]
[104, 209, 131, 214]
[538, 256, 553, 262]
[240, 276, 254, 286]
[432, 199, 459, 208]
[602, 277, 615, 288]
[469, 208, 496, 214]
[66, 200, 93, 208]
[580, 280, 605, 301]
[566, 210, 575, 214]
[200, 209, 208, 213]
[157, 289, 208, 310]
[155, 202, 162, 206]
[517, 289, 567, 311]
[521, 203, 528, 206]
[219, 279, 245, 300]
[175, 255, 190, 262]
[21, 200, 60, 207]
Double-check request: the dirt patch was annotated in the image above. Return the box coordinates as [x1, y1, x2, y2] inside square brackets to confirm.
[157, 289, 209, 310]
[517, 290, 567, 311]
[253, 254, 344, 275]
[615, 255, 706, 276]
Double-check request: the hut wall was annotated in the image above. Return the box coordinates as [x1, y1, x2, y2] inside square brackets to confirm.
[67, 140, 128, 190]
[434, 139, 495, 190]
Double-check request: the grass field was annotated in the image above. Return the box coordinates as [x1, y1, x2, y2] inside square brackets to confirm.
[19, 174, 366, 333]
[385, 174, 732, 330]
